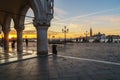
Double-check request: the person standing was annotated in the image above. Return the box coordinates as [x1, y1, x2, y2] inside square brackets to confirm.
[52, 44, 57, 55]
[11, 39, 16, 49]
[25, 38, 28, 47]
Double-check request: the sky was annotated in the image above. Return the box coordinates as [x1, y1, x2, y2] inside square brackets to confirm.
[22, 0, 120, 38]
[48, 0, 120, 36]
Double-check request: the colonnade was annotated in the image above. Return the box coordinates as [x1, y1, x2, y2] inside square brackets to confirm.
[0, 0, 54, 56]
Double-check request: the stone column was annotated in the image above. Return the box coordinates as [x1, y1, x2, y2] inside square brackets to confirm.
[36, 26, 49, 56]
[3, 32, 9, 52]
[34, 20, 49, 56]
[15, 27, 24, 53]
[31, 0, 54, 56]
[2, 26, 10, 52]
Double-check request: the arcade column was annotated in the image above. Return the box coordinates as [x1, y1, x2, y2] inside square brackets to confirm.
[33, 19, 49, 56]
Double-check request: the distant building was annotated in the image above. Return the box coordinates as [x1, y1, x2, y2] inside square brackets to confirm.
[107, 35, 120, 43]
[92, 32, 106, 42]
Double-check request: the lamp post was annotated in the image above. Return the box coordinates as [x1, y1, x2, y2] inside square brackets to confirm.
[84, 31, 89, 42]
[62, 26, 69, 44]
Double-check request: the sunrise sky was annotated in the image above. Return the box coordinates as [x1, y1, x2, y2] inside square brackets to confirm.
[50, 0, 120, 34]
[8, 0, 120, 38]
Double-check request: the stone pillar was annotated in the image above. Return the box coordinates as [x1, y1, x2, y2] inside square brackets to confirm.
[2, 26, 10, 52]
[15, 27, 24, 53]
[36, 26, 49, 56]
[3, 32, 9, 52]
[31, 0, 54, 56]
[34, 20, 49, 56]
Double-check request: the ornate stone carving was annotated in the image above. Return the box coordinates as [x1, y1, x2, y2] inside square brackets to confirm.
[14, 25, 24, 31]
[31, 0, 54, 28]
[33, 18, 50, 27]
[46, 0, 54, 21]
[47, 0, 54, 15]
[2, 26, 10, 34]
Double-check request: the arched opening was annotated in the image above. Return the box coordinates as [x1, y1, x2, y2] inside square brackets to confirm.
[9, 19, 16, 40]
[9, 19, 16, 52]
[23, 8, 36, 52]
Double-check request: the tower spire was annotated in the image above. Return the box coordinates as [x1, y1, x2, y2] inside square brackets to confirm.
[90, 27, 92, 37]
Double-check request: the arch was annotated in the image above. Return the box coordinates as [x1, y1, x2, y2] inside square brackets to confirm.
[12, 4, 33, 53]
[9, 19, 16, 39]
[29, 0, 43, 19]
[29, 0, 54, 27]
[18, 4, 31, 27]
[0, 0, 54, 55]
[24, 8, 35, 38]
[13, 4, 30, 29]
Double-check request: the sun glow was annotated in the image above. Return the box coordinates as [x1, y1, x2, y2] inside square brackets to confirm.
[8, 35, 14, 39]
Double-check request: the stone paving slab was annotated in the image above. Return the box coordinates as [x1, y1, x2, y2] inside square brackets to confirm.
[0, 43, 120, 80]
[0, 55, 120, 80]
[51, 43, 120, 63]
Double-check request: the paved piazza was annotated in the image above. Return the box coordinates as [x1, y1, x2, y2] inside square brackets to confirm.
[0, 43, 120, 80]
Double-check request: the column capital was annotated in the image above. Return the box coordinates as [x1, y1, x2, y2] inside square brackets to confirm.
[33, 18, 50, 27]
[2, 27, 10, 34]
[14, 25, 24, 31]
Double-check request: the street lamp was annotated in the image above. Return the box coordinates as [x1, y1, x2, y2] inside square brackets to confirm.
[84, 31, 89, 42]
[62, 26, 69, 44]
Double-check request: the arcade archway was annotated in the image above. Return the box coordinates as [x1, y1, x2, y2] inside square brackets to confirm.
[0, 0, 54, 56]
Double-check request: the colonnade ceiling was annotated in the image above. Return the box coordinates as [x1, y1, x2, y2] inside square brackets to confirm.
[0, 0, 29, 25]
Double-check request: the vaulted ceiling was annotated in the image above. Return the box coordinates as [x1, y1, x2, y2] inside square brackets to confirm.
[0, 0, 29, 25]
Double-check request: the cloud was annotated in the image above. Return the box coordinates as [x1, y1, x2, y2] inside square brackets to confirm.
[51, 15, 120, 33]
[53, 7, 120, 27]
[54, 7, 67, 16]
[52, 7, 68, 25]
[85, 15, 120, 26]
[93, 16, 120, 23]
[51, 7, 120, 34]
[55, 7, 120, 23]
